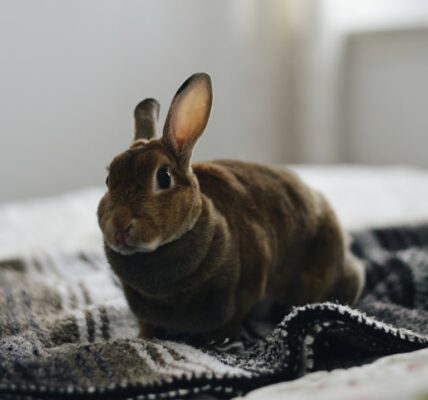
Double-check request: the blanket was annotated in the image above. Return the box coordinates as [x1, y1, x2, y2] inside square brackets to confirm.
[1, 224, 428, 400]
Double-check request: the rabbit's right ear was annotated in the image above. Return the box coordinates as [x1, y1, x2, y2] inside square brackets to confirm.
[163, 73, 212, 167]
[134, 98, 160, 140]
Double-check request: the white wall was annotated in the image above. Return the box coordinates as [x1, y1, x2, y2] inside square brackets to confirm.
[3, 0, 427, 202]
[0, 0, 292, 202]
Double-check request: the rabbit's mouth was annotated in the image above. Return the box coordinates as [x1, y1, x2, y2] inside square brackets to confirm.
[106, 236, 161, 256]
[135, 237, 161, 253]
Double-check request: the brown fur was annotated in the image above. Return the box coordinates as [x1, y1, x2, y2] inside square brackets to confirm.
[97, 73, 364, 342]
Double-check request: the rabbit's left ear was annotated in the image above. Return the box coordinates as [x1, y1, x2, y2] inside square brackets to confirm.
[163, 73, 212, 165]
[134, 98, 160, 140]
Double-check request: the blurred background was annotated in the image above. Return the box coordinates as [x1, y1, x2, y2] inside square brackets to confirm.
[1, 0, 428, 202]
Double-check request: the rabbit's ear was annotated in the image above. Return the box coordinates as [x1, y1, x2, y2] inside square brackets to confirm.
[134, 98, 160, 140]
[163, 73, 212, 165]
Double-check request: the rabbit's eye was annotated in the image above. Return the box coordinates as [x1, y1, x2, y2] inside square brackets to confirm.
[105, 176, 109, 187]
[156, 166, 172, 190]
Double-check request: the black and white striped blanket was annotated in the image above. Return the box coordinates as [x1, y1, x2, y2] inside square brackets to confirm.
[1, 224, 428, 400]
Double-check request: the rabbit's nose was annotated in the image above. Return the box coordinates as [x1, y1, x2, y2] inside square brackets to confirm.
[115, 222, 134, 245]
[112, 206, 133, 230]
[120, 222, 133, 235]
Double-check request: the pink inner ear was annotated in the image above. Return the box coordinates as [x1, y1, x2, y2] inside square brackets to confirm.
[164, 75, 212, 156]
[174, 136, 186, 152]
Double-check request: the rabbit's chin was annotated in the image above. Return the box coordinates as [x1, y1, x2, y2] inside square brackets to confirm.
[106, 238, 161, 256]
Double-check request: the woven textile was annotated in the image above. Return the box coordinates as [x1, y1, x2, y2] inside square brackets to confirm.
[1, 224, 428, 399]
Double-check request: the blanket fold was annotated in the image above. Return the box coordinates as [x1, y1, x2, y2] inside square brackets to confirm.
[1, 224, 428, 400]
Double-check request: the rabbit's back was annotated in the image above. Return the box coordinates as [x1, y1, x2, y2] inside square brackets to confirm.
[193, 159, 348, 307]
[193, 159, 320, 247]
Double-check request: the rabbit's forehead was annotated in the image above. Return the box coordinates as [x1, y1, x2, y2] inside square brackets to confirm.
[134, 150, 171, 171]
[110, 147, 171, 175]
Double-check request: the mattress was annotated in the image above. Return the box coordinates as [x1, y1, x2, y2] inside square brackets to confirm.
[1, 164, 428, 400]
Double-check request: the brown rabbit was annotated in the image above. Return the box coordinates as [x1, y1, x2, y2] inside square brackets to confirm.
[97, 73, 364, 342]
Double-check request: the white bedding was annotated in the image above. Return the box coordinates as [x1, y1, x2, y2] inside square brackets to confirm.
[236, 348, 428, 400]
[1, 164, 428, 399]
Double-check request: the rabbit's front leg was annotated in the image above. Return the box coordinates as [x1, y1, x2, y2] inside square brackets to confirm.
[196, 303, 253, 346]
[138, 320, 161, 339]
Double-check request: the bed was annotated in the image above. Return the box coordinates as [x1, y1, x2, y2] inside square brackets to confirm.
[1, 165, 428, 400]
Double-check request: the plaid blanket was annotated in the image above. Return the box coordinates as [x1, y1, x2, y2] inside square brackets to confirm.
[1, 224, 428, 400]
